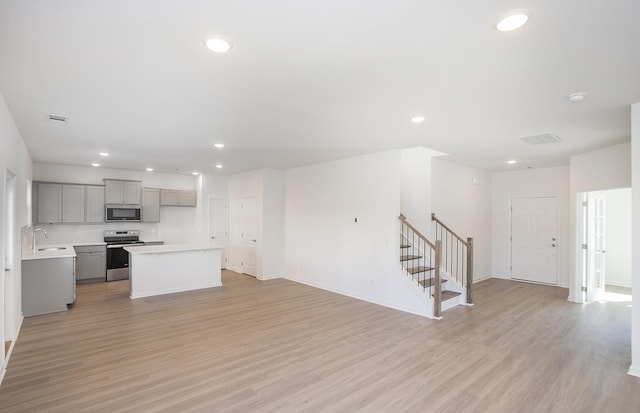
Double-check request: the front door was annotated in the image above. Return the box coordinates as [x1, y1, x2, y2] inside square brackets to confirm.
[242, 197, 257, 277]
[511, 197, 558, 285]
[208, 198, 228, 269]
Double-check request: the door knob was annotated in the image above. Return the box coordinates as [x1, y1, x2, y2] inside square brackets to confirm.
[551, 244, 556, 247]
[552, 238, 556, 241]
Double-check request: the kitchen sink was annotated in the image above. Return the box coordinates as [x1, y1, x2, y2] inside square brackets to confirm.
[38, 247, 66, 251]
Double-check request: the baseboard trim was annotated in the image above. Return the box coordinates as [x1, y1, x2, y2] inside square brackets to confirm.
[628, 364, 640, 377]
[283, 275, 432, 318]
[1, 315, 24, 387]
[607, 281, 632, 288]
[258, 274, 282, 281]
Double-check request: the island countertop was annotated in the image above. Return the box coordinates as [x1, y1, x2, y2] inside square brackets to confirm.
[22, 244, 77, 260]
[124, 243, 219, 254]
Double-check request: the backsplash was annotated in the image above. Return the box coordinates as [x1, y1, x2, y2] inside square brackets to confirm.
[29, 223, 160, 245]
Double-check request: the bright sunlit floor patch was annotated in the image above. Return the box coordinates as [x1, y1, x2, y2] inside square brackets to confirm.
[597, 286, 631, 303]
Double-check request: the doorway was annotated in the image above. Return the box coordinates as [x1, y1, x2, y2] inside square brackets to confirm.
[208, 198, 228, 269]
[579, 188, 632, 302]
[511, 197, 559, 285]
[3, 170, 16, 361]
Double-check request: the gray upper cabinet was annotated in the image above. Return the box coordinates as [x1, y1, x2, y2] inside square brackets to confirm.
[34, 182, 106, 224]
[104, 179, 141, 205]
[160, 189, 197, 207]
[62, 185, 85, 223]
[86, 185, 105, 223]
[142, 188, 160, 222]
[105, 180, 124, 204]
[36, 183, 63, 223]
[178, 190, 197, 207]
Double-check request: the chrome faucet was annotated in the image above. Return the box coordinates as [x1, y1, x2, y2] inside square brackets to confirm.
[32, 227, 48, 252]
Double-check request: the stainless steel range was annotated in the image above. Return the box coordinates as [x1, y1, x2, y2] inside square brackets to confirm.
[104, 230, 143, 281]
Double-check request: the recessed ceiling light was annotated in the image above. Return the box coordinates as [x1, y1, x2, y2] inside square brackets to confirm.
[507, 160, 517, 165]
[411, 116, 426, 124]
[146, 167, 154, 172]
[568, 92, 587, 102]
[91, 163, 100, 167]
[192, 172, 200, 175]
[205, 38, 231, 53]
[215, 164, 223, 169]
[99, 152, 110, 157]
[213, 143, 225, 149]
[496, 10, 530, 32]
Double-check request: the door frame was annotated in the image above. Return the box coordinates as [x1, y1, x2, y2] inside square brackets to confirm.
[241, 197, 258, 277]
[208, 197, 229, 269]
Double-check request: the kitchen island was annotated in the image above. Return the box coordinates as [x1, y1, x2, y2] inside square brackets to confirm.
[124, 244, 222, 299]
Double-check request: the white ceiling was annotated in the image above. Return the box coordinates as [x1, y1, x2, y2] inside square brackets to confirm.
[1, 0, 639, 175]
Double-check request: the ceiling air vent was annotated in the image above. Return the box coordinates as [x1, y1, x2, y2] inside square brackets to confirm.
[519, 133, 562, 145]
[48, 114, 67, 123]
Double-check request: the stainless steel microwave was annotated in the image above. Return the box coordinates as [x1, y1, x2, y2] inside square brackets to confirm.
[105, 205, 141, 222]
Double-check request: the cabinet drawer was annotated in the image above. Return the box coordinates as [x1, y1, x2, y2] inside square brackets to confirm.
[74, 245, 106, 254]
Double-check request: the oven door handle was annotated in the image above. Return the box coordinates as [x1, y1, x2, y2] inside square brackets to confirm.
[107, 243, 144, 249]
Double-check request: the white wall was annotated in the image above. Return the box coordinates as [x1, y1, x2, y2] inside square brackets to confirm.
[491, 167, 571, 287]
[262, 169, 285, 279]
[32, 163, 206, 244]
[0, 92, 33, 373]
[284, 150, 431, 316]
[432, 158, 492, 281]
[603, 188, 631, 288]
[569, 142, 632, 302]
[570, 142, 631, 193]
[630, 103, 640, 377]
[400, 148, 433, 236]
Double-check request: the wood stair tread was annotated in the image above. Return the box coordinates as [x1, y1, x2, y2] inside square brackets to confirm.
[400, 244, 411, 249]
[400, 255, 422, 261]
[418, 277, 446, 288]
[433, 290, 462, 301]
[405, 266, 434, 275]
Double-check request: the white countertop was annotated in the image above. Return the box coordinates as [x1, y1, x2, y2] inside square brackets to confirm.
[22, 244, 77, 260]
[22, 242, 106, 260]
[124, 243, 220, 254]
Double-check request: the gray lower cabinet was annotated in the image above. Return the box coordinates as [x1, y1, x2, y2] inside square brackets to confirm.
[22, 257, 75, 316]
[74, 245, 106, 283]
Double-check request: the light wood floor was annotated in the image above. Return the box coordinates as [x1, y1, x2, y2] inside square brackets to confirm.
[0, 271, 638, 412]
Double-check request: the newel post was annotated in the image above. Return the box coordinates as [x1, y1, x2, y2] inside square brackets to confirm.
[434, 240, 442, 318]
[466, 237, 474, 304]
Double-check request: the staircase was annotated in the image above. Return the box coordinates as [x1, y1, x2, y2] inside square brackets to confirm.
[399, 214, 473, 318]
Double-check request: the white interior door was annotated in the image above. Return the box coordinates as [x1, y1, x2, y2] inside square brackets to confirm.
[208, 198, 228, 269]
[511, 197, 558, 285]
[242, 197, 258, 277]
[587, 192, 606, 300]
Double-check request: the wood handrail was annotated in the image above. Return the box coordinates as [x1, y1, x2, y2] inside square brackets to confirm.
[399, 215, 436, 249]
[431, 213, 469, 246]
